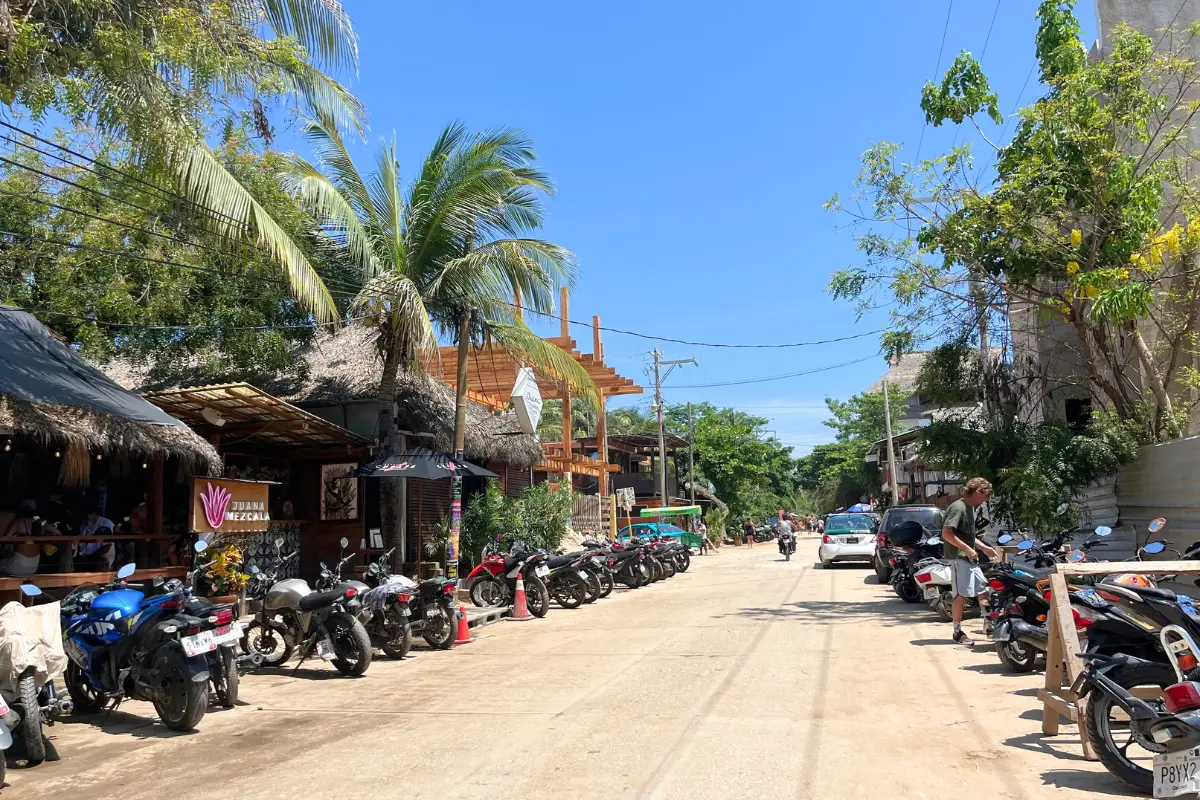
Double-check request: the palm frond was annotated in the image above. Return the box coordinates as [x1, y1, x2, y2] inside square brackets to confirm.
[259, 0, 359, 73]
[353, 273, 437, 359]
[489, 319, 600, 404]
[281, 154, 378, 277]
[284, 62, 367, 136]
[175, 141, 338, 322]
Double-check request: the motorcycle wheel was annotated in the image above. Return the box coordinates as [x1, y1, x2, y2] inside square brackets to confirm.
[524, 575, 550, 618]
[581, 570, 601, 603]
[994, 640, 1037, 673]
[677, 551, 691, 572]
[932, 591, 954, 622]
[552, 575, 586, 609]
[598, 569, 615, 597]
[662, 558, 676, 578]
[895, 578, 923, 604]
[242, 619, 293, 667]
[64, 662, 106, 714]
[379, 607, 413, 659]
[328, 612, 373, 677]
[785, 551, 791, 562]
[422, 604, 456, 650]
[648, 558, 663, 583]
[15, 668, 45, 766]
[1084, 661, 1176, 793]
[213, 646, 239, 708]
[470, 577, 506, 608]
[152, 644, 208, 732]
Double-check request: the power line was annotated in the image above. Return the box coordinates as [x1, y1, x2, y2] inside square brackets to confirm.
[666, 354, 880, 389]
[951, 0, 1002, 149]
[915, 0, 955, 165]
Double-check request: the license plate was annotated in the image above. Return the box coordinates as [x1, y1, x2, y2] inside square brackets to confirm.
[923, 586, 941, 601]
[316, 637, 335, 660]
[181, 630, 217, 657]
[535, 565, 550, 577]
[1154, 748, 1200, 797]
[846, 537, 858, 544]
[212, 622, 242, 647]
[577, 570, 590, 582]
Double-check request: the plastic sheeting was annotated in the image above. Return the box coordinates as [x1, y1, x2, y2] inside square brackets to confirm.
[0, 601, 67, 697]
[0, 305, 184, 427]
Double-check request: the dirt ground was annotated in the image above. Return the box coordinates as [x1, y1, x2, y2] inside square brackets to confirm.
[7, 540, 1131, 799]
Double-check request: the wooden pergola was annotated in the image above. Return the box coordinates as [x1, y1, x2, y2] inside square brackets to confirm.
[419, 288, 642, 488]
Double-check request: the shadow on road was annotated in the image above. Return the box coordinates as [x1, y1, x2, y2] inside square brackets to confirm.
[719, 598, 932, 627]
[1001, 730, 1089, 762]
[1038, 769, 1129, 796]
[54, 708, 196, 740]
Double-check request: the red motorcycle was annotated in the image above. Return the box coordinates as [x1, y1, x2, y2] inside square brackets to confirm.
[464, 540, 550, 617]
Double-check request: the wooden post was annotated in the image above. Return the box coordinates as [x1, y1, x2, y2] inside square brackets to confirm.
[559, 287, 570, 338]
[560, 287, 572, 490]
[1038, 570, 1095, 759]
[148, 457, 164, 536]
[593, 315, 608, 496]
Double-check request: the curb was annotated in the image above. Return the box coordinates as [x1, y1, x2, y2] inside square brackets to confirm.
[466, 606, 511, 629]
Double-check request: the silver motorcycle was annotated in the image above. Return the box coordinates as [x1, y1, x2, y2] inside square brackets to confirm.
[241, 538, 372, 677]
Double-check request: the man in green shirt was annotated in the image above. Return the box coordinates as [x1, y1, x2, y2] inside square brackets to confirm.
[940, 477, 999, 644]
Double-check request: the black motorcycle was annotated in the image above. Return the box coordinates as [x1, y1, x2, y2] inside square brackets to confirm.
[545, 553, 592, 609]
[316, 540, 413, 660]
[362, 548, 458, 650]
[778, 530, 797, 561]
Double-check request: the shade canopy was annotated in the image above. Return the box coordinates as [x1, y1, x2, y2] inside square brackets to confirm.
[847, 503, 873, 513]
[640, 505, 702, 517]
[0, 306, 185, 428]
[348, 447, 497, 480]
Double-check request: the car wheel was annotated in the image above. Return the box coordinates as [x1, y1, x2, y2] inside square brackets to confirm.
[873, 552, 891, 583]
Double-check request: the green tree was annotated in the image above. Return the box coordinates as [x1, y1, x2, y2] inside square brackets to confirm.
[1, 0, 365, 321]
[283, 117, 595, 556]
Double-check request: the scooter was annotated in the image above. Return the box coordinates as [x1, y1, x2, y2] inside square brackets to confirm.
[777, 530, 797, 561]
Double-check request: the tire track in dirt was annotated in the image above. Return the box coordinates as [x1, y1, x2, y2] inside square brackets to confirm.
[794, 568, 836, 799]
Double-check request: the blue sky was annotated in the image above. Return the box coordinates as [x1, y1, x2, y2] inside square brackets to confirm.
[315, 0, 1099, 454]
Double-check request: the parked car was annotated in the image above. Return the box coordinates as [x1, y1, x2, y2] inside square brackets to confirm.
[617, 522, 686, 541]
[818, 513, 877, 567]
[873, 505, 945, 582]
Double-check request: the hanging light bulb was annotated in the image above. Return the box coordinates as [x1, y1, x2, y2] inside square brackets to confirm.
[142, 462, 148, 469]
[3, 440, 9, 452]
[96, 453, 102, 461]
[54, 450, 61, 458]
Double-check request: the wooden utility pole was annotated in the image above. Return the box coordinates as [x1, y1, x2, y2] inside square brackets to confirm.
[593, 315, 609, 495]
[687, 402, 695, 505]
[560, 288, 572, 492]
[651, 350, 696, 509]
[883, 380, 900, 507]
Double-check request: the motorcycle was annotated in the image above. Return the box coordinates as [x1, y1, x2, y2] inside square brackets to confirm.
[58, 560, 216, 731]
[582, 539, 648, 590]
[544, 553, 592, 609]
[361, 548, 458, 650]
[241, 537, 373, 676]
[777, 529, 797, 561]
[0, 585, 68, 773]
[464, 540, 551, 617]
[316, 537, 413, 659]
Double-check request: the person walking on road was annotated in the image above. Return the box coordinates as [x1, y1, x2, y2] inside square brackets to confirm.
[696, 519, 709, 555]
[742, 519, 755, 548]
[940, 477, 998, 645]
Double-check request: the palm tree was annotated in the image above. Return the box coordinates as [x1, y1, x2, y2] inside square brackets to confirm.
[283, 116, 597, 556]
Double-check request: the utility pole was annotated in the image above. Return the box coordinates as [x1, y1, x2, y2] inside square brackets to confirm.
[882, 380, 900, 508]
[970, 267, 991, 417]
[687, 402, 695, 505]
[651, 349, 697, 510]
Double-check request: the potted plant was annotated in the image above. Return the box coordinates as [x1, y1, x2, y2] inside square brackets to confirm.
[204, 544, 249, 605]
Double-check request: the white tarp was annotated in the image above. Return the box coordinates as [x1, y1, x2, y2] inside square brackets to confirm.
[0, 600, 66, 696]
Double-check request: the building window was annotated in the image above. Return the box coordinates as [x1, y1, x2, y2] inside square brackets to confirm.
[1065, 397, 1092, 433]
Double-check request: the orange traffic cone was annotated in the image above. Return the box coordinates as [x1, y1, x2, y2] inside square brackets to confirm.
[453, 604, 475, 646]
[508, 572, 533, 622]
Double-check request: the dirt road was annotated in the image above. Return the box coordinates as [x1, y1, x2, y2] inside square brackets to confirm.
[9, 541, 1126, 799]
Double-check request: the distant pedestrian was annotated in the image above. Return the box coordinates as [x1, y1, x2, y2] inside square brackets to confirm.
[696, 519, 709, 555]
[742, 519, 755, 548]
[941, 477, 999, 645]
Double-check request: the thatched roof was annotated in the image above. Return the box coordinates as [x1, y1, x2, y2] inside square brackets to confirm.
[105, 327, 542, 469]
[0, 395, 220, 473]
[869, 352, 929, 394]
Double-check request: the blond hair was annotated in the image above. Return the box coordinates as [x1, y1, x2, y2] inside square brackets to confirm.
[964, 477, 992, 496]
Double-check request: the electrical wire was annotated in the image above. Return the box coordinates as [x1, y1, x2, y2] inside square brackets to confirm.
[666, 354, 880, 389]
[18, 306, 369, 332]
[914, 0, 956, 165]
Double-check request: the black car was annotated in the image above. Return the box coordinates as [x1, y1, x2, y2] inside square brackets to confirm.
[873, 505, 944, 582]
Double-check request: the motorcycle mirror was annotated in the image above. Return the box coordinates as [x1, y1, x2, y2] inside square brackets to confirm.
[19, 583, 42, 597]
[1144, 541, 1167, 555]
[1149, 518, 1167, 533]
[1056, 502, 1070, 515]
[1095, 526, 1113, 537]
[117, 563, 136, 579]
[1018, 540, 1035, 551]
[320, 561, 328, 570]
[927, 537, 941, 546]
[249, 565, 260, 574]
[1066, 549, 1085, 563]
[998, 535, 1013, 545]
[194, 539, 209, 553]
[339, 537, 349, 549]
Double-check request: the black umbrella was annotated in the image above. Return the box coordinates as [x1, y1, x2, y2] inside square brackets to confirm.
[348, 447, 497, 479]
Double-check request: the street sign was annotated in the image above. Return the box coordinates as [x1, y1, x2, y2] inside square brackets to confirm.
[616, 487, 635, 510]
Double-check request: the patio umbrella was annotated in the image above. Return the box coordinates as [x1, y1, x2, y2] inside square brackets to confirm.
[847, 503, 872, 513]
[347, 447, 497, 479]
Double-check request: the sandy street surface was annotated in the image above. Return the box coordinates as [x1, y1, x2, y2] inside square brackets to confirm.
[8, 540, 1130, 799]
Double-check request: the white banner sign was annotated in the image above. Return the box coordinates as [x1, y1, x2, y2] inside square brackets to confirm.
[511, 367, 543, 436]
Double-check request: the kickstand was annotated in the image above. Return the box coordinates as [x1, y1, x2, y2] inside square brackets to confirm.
[291, 639, 313, 674]
[101, 694, 123, 723]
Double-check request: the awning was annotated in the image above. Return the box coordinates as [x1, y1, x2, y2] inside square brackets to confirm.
[349, 447, 497, 479]
[640, 505, 702, 517]
[0, 306, 184, 427]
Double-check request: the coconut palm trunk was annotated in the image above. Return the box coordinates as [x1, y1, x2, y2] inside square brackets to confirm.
[448, 307, 472, 579]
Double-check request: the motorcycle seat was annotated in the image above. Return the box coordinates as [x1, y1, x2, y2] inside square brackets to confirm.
[503, 555, 524, 571]
[548, 554, 577, 569]
[611, 548, 640, 562]
[298, 588, 350, 611]
[1103, 581, 1178, 603]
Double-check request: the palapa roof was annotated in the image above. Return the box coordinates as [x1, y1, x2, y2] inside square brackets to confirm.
[0, 307, 219, 472]
[106, 327, 542, 468]
[869, 352, 929, 394]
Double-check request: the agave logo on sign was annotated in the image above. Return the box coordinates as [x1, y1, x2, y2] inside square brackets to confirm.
[199, 482, 232, 529]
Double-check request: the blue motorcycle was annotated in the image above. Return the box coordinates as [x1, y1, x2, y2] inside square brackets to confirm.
[59, 558, 213, 731]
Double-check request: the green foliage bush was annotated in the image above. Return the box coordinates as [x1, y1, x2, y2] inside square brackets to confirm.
[461, 481, 573, 564]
